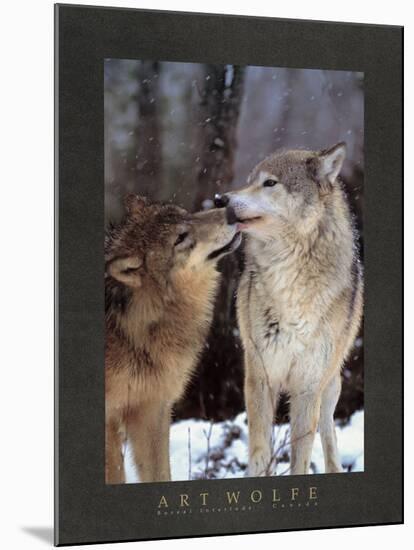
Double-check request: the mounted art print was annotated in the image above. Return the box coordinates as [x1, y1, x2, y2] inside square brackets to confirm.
[55, 4, 403, 545]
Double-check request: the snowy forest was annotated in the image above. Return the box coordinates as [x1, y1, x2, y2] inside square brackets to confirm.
[104, 60, 364, 479]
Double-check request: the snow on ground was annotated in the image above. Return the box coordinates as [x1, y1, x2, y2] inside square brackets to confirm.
[124, 410, 364, 483]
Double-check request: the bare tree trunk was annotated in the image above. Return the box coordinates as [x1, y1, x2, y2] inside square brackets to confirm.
[272, 68, 295, 151]
[174, 65, 246, 422]
[194, 65, 245, 210]
[133, 61, 162, 199]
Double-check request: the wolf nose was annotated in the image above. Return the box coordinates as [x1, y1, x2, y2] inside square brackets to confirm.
[214, 193, 229, 208]
[226, 206, 238, 225]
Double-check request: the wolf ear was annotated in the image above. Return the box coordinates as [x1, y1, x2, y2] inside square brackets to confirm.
[107, 256, 142, 288]
[319, 142, 346, 184]
[124, 194, 148, 216]
[307, 142, 346, 194]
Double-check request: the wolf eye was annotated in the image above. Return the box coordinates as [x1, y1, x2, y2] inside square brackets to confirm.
[263, 179, 278, 187]
[174, 231, 189, 246]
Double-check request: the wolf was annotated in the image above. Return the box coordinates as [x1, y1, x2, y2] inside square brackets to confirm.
[215, 143, 363, 476]
[105, 195, 241, 483]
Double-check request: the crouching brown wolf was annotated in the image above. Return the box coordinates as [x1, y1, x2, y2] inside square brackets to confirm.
[105, 195, 241, 484]
[215, 143, 363, 476]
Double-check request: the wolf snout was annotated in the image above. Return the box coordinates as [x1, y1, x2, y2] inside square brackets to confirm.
[214, 193, 229, 208]
[226, 205, 238, 225]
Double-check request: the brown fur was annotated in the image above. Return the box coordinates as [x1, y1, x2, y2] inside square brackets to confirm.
[105, 195, 241, 483]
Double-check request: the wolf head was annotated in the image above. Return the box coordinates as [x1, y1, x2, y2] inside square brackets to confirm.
[215, 143, 346, 239]
[105, 195, 241, 289]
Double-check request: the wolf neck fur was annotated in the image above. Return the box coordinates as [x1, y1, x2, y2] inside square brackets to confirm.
[108, 265, 220, 351]
[245, 189, 354, 297]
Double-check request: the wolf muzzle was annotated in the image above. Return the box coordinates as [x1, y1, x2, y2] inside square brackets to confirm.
[225, 205, 238, 225]
[214, 193, 229, 208]
[214, 193, 237, 225]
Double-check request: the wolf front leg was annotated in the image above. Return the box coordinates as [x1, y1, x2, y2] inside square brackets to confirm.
[289, 390, 322, 476]
[319, 373, 343, 473]
[245, 353, 278, 477]
[127, 402, 172, 482]
[105, 417, 126, 484]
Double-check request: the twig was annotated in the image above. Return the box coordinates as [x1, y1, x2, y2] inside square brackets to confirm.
[202, 422, 214, 479]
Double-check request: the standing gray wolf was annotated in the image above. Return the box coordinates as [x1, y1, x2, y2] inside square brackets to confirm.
[105, 195, 241, 483]
[215, 143, 363, 476]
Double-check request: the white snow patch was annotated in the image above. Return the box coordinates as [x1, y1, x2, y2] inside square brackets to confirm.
[124, 410, 364, 483]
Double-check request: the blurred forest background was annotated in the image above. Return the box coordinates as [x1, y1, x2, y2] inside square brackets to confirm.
[105, 60, 364, 426]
